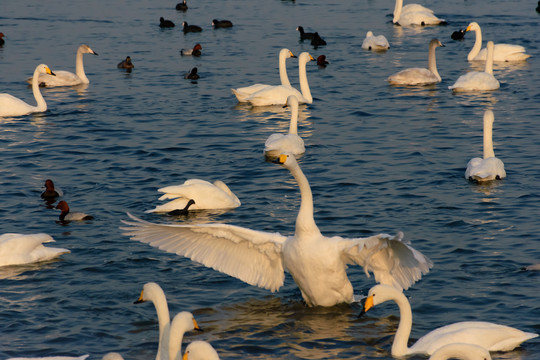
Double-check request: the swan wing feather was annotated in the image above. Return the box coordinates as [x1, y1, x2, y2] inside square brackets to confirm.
[0, 233, 70, 266]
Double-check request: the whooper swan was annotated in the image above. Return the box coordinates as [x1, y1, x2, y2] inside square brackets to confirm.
[465, 22, 530, 62]
[449, 41, 499, 92]
[387, 38, 444, 85]
[0, 233, 69, 267]
[183, 341, 220, 360]
[362, 31, 390, 51]
[264, 95, 305, 157]
[429, 343, 491, 360]
[393, 0, 445, 26]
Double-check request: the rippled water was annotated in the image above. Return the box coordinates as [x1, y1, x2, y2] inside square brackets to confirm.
[1, 0, 539, 359]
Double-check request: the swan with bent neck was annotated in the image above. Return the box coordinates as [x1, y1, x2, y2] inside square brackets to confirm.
[232, 48, 295, 102]
[449, 41, 499, 92]
[465, 22, 530, 62]
[264, 95, 305, 157]
[387, 38, 444, 85]
[0, 64, 55, 117]
[362, 284, 538, 357]
[393, 0, 445, 26]
[122, 154, 432, 307]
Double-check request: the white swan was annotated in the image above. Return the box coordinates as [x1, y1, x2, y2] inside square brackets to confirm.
[429, 343, 491, 360]
[465, 110, 506, 182]
[246, 52, 314, 106]
[146, 179, 241, 213]
[387, 38, 444, 85]
[183, 341, 220, 360]
[264, 95, 305, 157]
[465, 22, 531, 62]
[0, 233, 70, 267]
[28, 44, 98, 87]
[449, 41, 499, 92]
[232, 48, 295, 102]
[135, 282, 201, 360]
[122, 153, 432, 307]
[362, 284, 538, 357]
[393, 0, 445, 26]
[362, 31, 390, 51]
[0, 64, 55, 117]
[8, 353, 123, 360]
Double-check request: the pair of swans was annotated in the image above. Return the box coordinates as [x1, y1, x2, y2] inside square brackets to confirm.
[0, 233, 69, 267]
[393, 0, 445, 26]
[387, 38, 444, 85]
[465, 110, 506, 182]
[465, 22, 530, 62]
[362, 284, 538, 357]
[122, 153, 432, 307]
[362, 31, 390, 51]
[264, 95, 305, 157]
[449, 41, 499, 91]
[146, 179, 241, 213]
[0, 64, 55, 117]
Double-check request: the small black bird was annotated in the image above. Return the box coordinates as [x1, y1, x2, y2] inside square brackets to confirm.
[159, 17, 175, 28]
[168, 199, 196, 216]
[182, 21, 202, 33]
[451, 29, 465, 40]
[212, 19, 233, 28]
[311, 32, 327, 47]
[317, 55, 329, 68]
[117, 56, 134, 69]
[176, 0, 188, 11]
[184, 67, 200, 80]
[296, 26, 314, 40]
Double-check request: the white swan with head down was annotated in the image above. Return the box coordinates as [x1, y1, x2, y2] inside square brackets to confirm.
[122, 154, 432, 307]
[183, 341, 220, 360]
[0, 233, 69, 267]
[387, 38, 444, 85]
[264, 95, 305, 157]
[465, 22, 530, 62]
[0, 64, 55, 117]
[465, 110, 506, 182]
[246, 52, 315, 106]
[449, 41, 499, 92]
[428, 343, 491, 360]
[393, 0, 445, 26]
[362, 31, 390, 51]
[232, 48, 295, 102]
[361, 284, 538, 357]
[27, 45, 98, 87]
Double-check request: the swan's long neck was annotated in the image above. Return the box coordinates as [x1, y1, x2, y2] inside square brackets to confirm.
[288, 160, 319, 237]
[393, 0, 403, 23]
[31, 67, 47, 111]
[279, 53, 292, 88]
[485, 42, 494, 75]
[288, 102, 299, 135]
[75, 47, 90, 84]
[483, 112, 495, 159]
[168, 322, 186, 360]
[152, 293, 171, 360]
[390, 291, 414, 357]
[298, 58, 313, 104]
[428, 42, 441, 81]
[467, 26, 482, 61]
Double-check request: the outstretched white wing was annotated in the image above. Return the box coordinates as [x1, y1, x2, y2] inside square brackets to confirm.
[342, 232, 432, 290]
[121, 213, 287, 292]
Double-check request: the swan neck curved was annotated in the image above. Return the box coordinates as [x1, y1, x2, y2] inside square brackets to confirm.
[288, 102, 299, 135]
[298, 58, 313, 104]
[390, 291, 414, 357]
[289, 160, 319, 235]
[75, 47, 90, 83]
[32, 67, 46, 111]
[483, 113, 495, 159]
[393, 0, 402, 23]
[428, 43, 441, 81]
[468, 27, 482, 61]
[485, 43, 494, 75]
[279, 53, 292, 88]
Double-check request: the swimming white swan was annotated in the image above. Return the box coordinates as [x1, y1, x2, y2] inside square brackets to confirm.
[387, 38, 444, 85]
[264, 95, 305, 157]
[449, 41, 499, 92]
[122, 154, 432, 307]
[393, 0, 445, 26]
[8, 353, 124, 360]
[246, 52, 315, 106]
[0, 64, 55, 117]
[465, 22, 530, 62]
[362, 284, 538, 357]
[362, 31, 390, 51]
[146, 179, 241, 213]
[183, 341, 220, 360]
[232, 48, 296, 102]
[135, 282, 201, 360]
[465, 110, 506, 182]
[0, 233, 70, 267]
[28, 44, 98, 87]
[428, 343, 491, 360]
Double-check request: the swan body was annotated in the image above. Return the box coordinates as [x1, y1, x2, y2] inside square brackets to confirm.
[8, 354, 123, 360]
[122, 154, 432, 307]
[56, 200, 94, 221]
[465, 110, 505, 182]
[466, 22, 530, 62]
[362, 31, 390, 51]
[146, 179, 241, 213]
[429, 343, 491, 360]
[264, 95, 305, 157]
[30, 45, 97, 87]
[246, 52, 314, 106]
[388, 38, 444, 85]
[0, 233, 70, 267]
[449, 41, 499, 92]
[363, 284, 538, 357]
[183, 341, 220, 360]
[232, 48, 296, 102]
[0, 64, 55, 117]
[393, 0, 444, 26]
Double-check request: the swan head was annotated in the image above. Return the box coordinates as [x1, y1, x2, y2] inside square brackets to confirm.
[183, 341, 220, 360]
[80, 44, 98, 56]
[430, 38, 445, 48]
[465, 22, 480, 33]
[37, 64, 55, 77]
[299, 52, 315, 64]
[280, 48, 296, 59]
[171, 311, 202, 333]
[272, 153, 297, 168]
[134, 282, 166, 304]
[360, 284, 402, 316]
[366, 31, 374, 37]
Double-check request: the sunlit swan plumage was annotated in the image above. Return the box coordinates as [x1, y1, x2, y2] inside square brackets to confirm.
[0, 64, 55, 117]
[362, 284, 538, 357]
[264, 95, 305, 157]
[30, 45, 98, 87]
[246, 52, 315, 106]
[465, 110, 505, 182]
[393, 0, 445, 26]
[449, 41, 499, 91]
[146, 179, 241, 213]
[0, 233, 69, 267]
[122, 154, 432, 307]
[465, 22, 530, 62]
[8, 354, 123, 360]
[429, 343, 491, 360]
[362, 31, 390, 51]
[183, 341, 220, 360]
[232, 48, 296, 102]
[388, 38, 444, 85]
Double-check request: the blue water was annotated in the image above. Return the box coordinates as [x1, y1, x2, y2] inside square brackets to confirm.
[1, 0, 539, 359]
